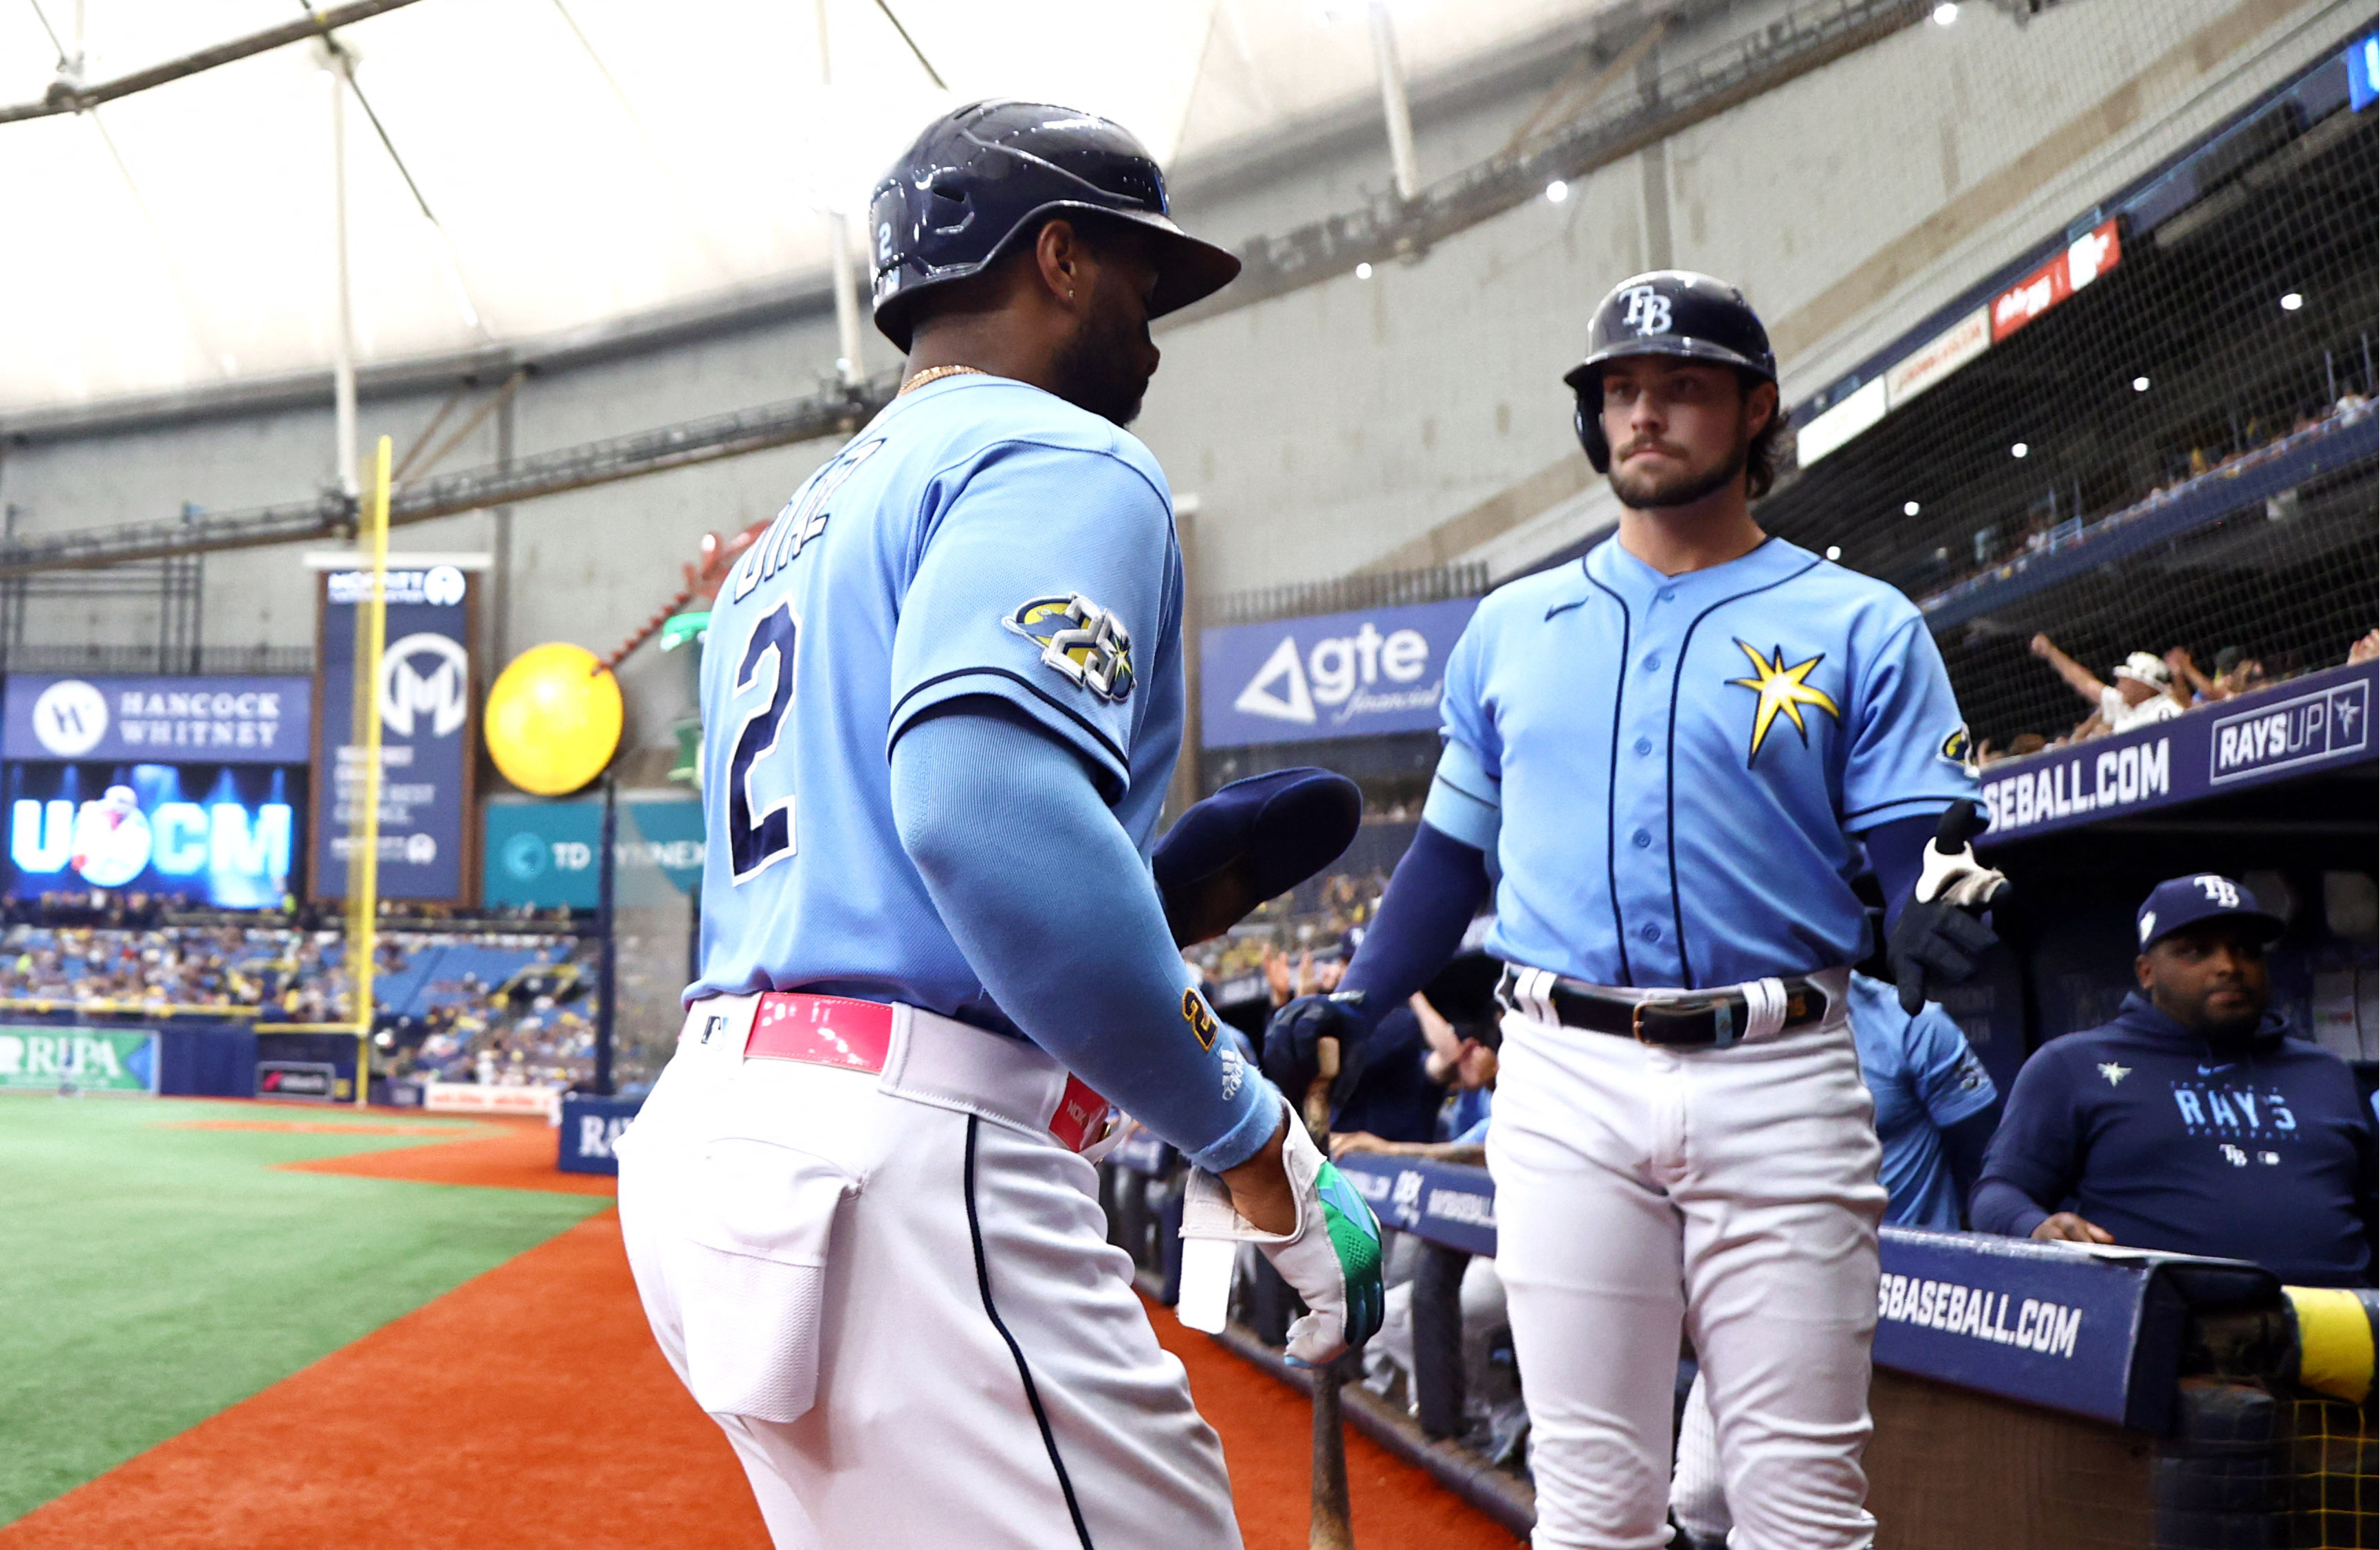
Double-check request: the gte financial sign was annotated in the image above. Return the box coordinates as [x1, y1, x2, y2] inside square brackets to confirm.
[1198, 598, 1478, 749]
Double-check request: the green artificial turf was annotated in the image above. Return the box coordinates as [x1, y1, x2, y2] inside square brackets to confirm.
[0, 1095, 608, 1525]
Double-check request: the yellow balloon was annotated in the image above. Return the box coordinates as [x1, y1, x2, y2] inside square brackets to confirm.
[485, 643, 624, 796]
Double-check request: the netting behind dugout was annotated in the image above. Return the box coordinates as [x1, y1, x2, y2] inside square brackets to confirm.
[1757, 12, 2378, 752]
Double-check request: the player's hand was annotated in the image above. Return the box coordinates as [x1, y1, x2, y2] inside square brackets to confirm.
[1218, 1113, 1298, 1235]
[1183, 1106, 1383, 1365]
[1890, 800, 2011, 1014]
[2032, 1212, 2113, 1245]
[1262, 990, 1378, 1109]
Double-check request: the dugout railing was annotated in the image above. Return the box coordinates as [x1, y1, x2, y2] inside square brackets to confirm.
[1101, 1143, 2379, 1549]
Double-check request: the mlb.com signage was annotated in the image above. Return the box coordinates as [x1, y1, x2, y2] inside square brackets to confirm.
[1979, 663, 2372, 844]
[1199, 598, 1478, 749]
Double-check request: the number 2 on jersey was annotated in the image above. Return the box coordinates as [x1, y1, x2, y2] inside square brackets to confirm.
[727, 600, 800, 882]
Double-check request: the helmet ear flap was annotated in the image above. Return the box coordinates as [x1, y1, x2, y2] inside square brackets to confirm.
[1575, 389, 1610, 473]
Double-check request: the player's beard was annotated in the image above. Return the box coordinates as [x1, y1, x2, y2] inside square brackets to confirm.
[1050, 285, 1154, 427]
[1608, 431, 1750, 509]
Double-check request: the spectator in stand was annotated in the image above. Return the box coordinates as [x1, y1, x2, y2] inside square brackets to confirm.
[1670, 972, 2001, 1549]
[2349, 629, 2379, 666]
[2030, 635, 2186, 736]
[1972, 875, 2377, 1287]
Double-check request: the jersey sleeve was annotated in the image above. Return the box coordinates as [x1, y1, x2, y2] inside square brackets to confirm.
[1841, 614, 1979, 831]
[1909, 1003, 1998, 1128]
[889, 440, 1175, 796]
[1438, 609, 1503, 779]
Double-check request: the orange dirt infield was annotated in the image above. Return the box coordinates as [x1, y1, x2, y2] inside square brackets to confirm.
[1149, 1300, 1525, 1550]
[0, 1212, 771, 1550]
[7, 1111, 1512, 1549]
[276, 1115, 618, 1197]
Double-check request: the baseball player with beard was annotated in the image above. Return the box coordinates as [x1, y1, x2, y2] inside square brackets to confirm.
[1266, 271, 2009, 1549]
[617, 102, 1380, 1550]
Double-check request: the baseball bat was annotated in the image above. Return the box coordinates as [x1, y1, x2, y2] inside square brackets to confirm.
[1304, 1038, 1355, 1550]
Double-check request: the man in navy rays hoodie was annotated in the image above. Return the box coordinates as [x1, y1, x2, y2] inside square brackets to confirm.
[1972, 873, 2375, 1288]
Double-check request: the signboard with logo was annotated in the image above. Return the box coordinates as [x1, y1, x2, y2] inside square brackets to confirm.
[0, 1027, 157, 1092]
[1989, 218, 2122, 342]
[256, 1059, 340, 1102]
[558, 1092, 644, 1175]
[1884, 306, 1990, 410]
[484, 794, 705, 909]
[311, 563, 478, 902]
[4, 675, 311, 765]
[1199, 598, 1478, 749]
[4, 761, 301, 905]
[1977, 663, 2372, 845]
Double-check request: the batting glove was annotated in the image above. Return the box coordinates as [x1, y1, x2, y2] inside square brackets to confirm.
[1260, 991, 1378, 1111]
[1180, 1113, 1384, 1366]
[1888, 799, 2012, 1014]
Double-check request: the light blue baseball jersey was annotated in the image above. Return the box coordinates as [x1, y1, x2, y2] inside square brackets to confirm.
[1844, 972, 1997, 1230]
[1437, 535, 1976, 988]
[685, 374, 1185, 1023]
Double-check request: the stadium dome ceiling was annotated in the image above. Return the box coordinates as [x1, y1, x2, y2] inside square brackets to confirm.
[0, 0, 1600, 413]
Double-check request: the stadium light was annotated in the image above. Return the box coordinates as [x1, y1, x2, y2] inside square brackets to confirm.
[2133, 376, 2151, 392]
[1931, 3, 1959, 25]
[2280, 292, 2304, 312]
[1825, 545, 1842, 560]
[1903, 501, 1921, 516]
[1545, 179, 1569, 204]
[1355, 262, 1374, 280]
[2011, 441, 2030, 458]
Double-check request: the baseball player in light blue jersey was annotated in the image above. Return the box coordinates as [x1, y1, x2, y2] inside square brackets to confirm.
[1265, 271, 2009, 1550]
[1671, 973, 2001, 1547]
[617, 102, 1380, 1550]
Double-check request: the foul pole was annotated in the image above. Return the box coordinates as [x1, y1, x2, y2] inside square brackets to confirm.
[348, 435, 392, 1105]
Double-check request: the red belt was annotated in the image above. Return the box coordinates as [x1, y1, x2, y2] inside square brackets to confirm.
[743, 991, 1111, 1154]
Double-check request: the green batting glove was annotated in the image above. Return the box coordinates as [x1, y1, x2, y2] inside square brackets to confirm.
[1180, 1110, 1383, 1364]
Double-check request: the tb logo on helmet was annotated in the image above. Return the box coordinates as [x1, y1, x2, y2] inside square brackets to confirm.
[1620, 285, 1673, 336]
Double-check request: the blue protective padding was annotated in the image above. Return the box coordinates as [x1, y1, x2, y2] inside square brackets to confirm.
[890, 703, 1280, 1174]
[1338, 822, 1493, 1018]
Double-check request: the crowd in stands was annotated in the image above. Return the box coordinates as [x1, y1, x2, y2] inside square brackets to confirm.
[1181, 868, 1387, 996]
[1969, 623, 2380, 765]
[0, 921, 602, 1089]
[1917, 389, 2375, 607]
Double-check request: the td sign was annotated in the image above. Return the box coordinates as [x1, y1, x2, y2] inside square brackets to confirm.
[1200, 598, 1478, 748]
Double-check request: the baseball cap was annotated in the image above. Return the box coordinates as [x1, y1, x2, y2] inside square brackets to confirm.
[2135, 874, 2287, 950]
[2112, 651, 2170, 687]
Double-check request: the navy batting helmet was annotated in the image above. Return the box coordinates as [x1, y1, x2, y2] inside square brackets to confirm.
[868, 100, 1242, 351]
[1563, 271, 1776, 471]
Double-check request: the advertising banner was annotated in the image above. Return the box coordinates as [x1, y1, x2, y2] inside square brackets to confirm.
[1977, 663, 2373, 846]
[484, 794, 705, 910]
[558, 1092, 644, 1175]
[4, 761, 302, 907]
[312, 563, 477, 902]
[257, 1060, 340, 1102]
[423, 1080, 560, 1119]
[3, 675, 311, 765]
[1989, 218, 2122, 342]
[1200, 598, 1478, 749]
[0, 1027, 157, 1092]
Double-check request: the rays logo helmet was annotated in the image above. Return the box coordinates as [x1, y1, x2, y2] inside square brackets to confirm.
[868, 100, 1242, 351]
[1004, 593, 1135, 702]
[1563, 270, 1778, 472]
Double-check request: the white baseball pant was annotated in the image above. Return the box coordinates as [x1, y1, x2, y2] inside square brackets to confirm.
[1486, 968, 1884, 1550]
[617, 996, 1243, 1550]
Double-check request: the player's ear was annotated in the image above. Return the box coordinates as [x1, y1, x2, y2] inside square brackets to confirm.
[1033, 218, 1089, 312]
[1743, 376, 1778, 439]
[2133, 952, 2154, 992]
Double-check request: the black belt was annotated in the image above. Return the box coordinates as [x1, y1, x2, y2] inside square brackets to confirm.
[1495, 964, 1831, 1049]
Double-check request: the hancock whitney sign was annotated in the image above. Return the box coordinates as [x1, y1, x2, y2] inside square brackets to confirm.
[1199, 599, 1478, 750]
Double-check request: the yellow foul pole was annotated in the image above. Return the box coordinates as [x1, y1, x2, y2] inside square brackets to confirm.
[349, 435, 393, 1107]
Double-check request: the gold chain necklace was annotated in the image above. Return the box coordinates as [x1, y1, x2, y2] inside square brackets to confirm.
[898, 364, 989, 396]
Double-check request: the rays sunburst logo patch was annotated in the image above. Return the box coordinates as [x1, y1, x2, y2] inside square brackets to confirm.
[1728, 639, 1840, 763]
